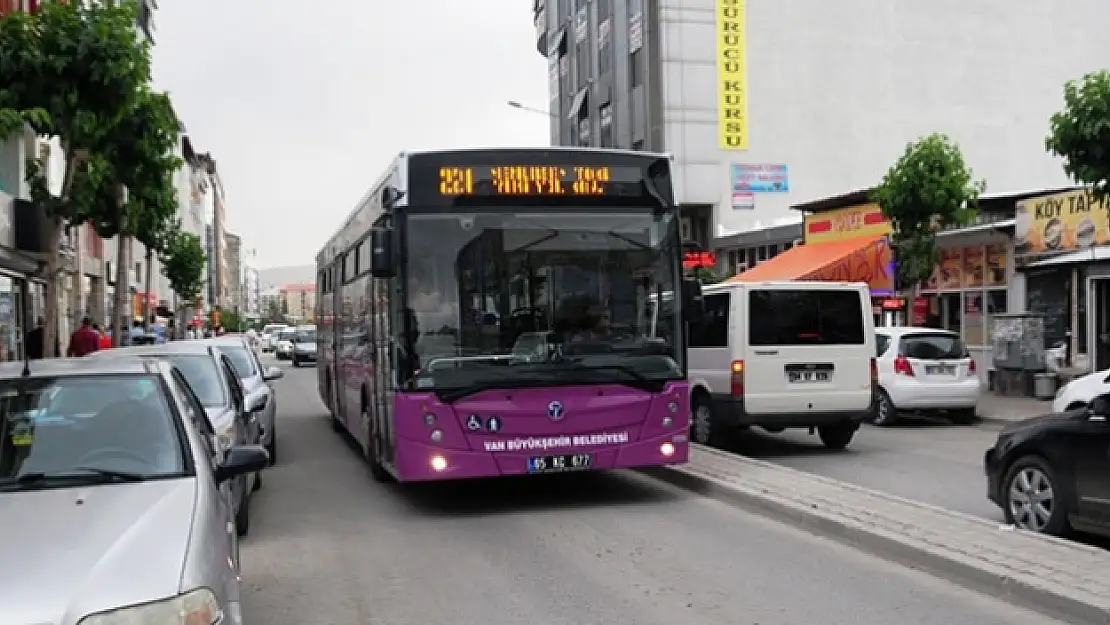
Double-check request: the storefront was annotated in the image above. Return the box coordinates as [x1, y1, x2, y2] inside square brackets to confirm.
[917, 225, 1014, 374]
[1014, 188, 1110, 372]
[731, 194, 896, 322]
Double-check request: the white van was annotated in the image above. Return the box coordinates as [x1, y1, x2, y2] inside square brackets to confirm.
[684, 280, 877, 450]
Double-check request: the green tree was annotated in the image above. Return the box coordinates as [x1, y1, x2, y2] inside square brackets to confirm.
[94, 89, 182, 333]
[160, 228, 206, 314]
[1046, 69, 1110, 206]
[872, 133, 985, 293]
[0, 1, 151, 354]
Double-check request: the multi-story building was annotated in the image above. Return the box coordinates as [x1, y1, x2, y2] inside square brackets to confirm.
[224, 231, 242, 311]
[278, 283, 315, 323]
[533, 0, 1110, 265]
[240, 247, 260, 318]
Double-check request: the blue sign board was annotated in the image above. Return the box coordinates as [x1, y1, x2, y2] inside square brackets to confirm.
[731, 163, 789, 193]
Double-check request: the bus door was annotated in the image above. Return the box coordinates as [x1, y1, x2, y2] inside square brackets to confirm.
[372, 278, 394, 464]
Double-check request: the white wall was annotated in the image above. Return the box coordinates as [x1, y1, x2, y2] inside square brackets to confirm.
[658, 0, 1110, 237]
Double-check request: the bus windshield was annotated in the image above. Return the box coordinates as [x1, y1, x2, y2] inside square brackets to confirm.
[402, 210, 684, 399]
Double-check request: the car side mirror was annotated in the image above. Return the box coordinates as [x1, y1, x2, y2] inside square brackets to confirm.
[371, 227, 396, 278]
[1089, 395, 1110, 417]
[214, 445, 270, 483]
[246, 393, 268, 414]
[263, 366, 283, 381]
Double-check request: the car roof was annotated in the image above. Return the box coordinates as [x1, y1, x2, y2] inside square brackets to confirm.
[0, 356, 167, 379]
[876, 326, 960, 338]
[207, 336, 249, 347]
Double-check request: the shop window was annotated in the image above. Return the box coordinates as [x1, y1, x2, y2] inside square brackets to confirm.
[921, 243, 1009, 347]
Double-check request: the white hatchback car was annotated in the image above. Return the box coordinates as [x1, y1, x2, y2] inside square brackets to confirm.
[873, 327, 981, 425]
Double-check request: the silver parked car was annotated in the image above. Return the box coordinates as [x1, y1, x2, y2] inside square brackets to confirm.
[211, 335, 284, 463]
[0, 357, 268, 625]
[291, 324, 316, 367]
[91, 341, 268, 536]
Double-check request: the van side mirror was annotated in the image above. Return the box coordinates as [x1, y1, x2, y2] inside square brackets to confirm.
[681, 276, 704, 325]
[370, 228, 395, 278]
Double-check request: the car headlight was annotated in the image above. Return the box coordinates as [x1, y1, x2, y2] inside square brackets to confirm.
[78, 588, 221, 624]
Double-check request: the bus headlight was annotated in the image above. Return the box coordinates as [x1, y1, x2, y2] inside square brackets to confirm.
[430, 429, 443, 442]
[430, 455, 448, 471]
[667, 401, 678, 413]
[424, 413, 437, 425]
[662, 416, 673, 427]
[660, 442, 675, 457]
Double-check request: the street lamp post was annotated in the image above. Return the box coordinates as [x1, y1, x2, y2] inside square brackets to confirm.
[507, 100, 557, 118]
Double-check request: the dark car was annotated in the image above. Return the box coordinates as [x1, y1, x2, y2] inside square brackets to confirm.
[984, 394, 1110, 537]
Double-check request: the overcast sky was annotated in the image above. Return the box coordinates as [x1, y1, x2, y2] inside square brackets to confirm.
[151, 1, 549, 269]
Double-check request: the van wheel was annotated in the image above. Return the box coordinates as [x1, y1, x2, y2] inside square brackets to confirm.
[872, 389, 897, 426]
[818, 423, 856, 450]
[691, 394, 725, 447]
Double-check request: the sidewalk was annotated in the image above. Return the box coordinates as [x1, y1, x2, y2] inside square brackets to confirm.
[652, 445, 1110, 624]
[978, 393, 1054, 424]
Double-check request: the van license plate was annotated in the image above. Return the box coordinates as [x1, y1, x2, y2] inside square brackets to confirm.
[925, 365, 956, 375]
[787, 370, 830, 383]
[528, 454, 591, 474]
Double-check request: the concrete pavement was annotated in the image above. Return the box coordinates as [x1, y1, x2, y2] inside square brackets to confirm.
[977, 393, 1054, 424]
[654, 445, 1110, 625]
[240, 357, 1073, 625]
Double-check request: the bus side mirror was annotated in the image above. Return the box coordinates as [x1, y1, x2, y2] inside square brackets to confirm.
[370, 228, 395, 278]
[682, 277, 704, 325]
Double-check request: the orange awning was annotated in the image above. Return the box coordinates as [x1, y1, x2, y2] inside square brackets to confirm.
[730, 234, 893, 291]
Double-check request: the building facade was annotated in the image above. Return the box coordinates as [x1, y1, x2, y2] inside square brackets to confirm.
[224, 230, 242, 312]
[533, 0, 1110, 256]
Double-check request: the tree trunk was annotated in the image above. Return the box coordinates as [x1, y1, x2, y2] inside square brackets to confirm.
[143, 246, 153, 330]
[42, 217, 64, 358]
[113, 235, 130, 346]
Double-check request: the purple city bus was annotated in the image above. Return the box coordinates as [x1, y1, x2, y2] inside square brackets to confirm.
[315, 147, 702, 482]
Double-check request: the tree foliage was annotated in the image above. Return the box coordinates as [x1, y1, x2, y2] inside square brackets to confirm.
[0, 1, 153, 353]
[160, 229, 206, 304]
[1046, 69, 1110, 205]
[872, 133, 985, 289]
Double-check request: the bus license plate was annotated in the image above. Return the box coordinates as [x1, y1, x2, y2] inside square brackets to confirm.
[528, 454, 591, 474]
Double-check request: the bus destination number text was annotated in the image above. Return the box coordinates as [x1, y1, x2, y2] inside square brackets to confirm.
[439, 166, 613, 197]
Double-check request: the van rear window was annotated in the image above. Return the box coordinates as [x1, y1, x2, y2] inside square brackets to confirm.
[749, 290, 865, 346]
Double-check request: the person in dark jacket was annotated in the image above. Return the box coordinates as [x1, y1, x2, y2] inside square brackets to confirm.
[24, 317, 59, 359]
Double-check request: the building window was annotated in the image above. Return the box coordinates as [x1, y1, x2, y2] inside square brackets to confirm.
[597, 17, 612, 76]
[919, 243, 1009, 347]
[599, 103, 613, 147]
[630, 49, 643, 88]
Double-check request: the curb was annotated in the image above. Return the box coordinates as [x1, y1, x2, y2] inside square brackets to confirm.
[642, 460, 1110, 625]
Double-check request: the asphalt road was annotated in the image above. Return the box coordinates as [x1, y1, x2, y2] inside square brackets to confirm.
[239, 357, 1070, 625]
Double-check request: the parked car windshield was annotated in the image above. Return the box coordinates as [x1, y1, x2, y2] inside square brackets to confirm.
[160, 355, 226, 407]
[221, 345, 258, 378]
[279, 329, 296, 341]
[0, 374, 187, 486]
[296, 327, 315, 342]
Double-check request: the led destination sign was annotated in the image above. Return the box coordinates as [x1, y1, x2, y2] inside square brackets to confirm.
[438, 165, 642, 197]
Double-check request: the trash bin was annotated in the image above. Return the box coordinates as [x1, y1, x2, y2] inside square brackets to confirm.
[1033, 372, 1057, 400]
